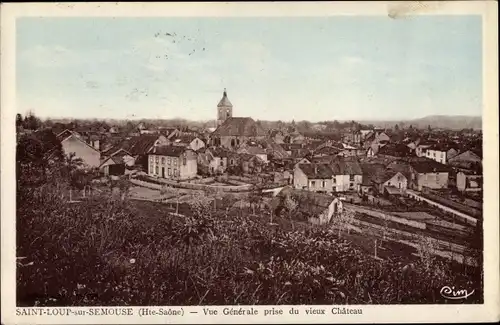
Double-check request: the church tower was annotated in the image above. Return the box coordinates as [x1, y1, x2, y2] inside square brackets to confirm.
[217, 88, 233, 127]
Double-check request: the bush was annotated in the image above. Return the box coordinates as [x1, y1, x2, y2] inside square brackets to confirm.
[17, 183, 482, 306]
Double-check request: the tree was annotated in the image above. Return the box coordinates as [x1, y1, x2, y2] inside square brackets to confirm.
[117, 178, 131, 201]
[283, 195, 298, 231]
[161, 184, 182, 214]
[248, 188, 262, 215]
[333, 207, 355, 238]
[394, 124, 400, 132]
[23, 111, 41, 130]
[427, 125, 432, 132]
[16, 114, 23, 129]
[416, 235, 437, 272]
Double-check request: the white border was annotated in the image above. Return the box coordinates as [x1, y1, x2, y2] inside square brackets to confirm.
[1, 2, 499, 324]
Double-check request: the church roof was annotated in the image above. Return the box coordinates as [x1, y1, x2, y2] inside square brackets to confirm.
[217, 89, 233, 107]
[211, 117, 267, 137]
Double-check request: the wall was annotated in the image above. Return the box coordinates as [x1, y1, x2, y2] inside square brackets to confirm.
[293, 167, 308, 190]
[307, 178, 334, 193]
[148, 154, 181, 179]
[406, 190, 477, 227]
[456, 173, 482, 192]
[416, 172, 449, 190]
[308, 206, 331, 226]
[256, 153, 268, 163]
[425, 149, 447, 164]
[383, 172, 408, 190]
[333, 174, 362, 192]
[123, 155, 136, 167]
[218, 135, 266, 149]
[345, 203, 427, 230]
[416, 145, 431, 157]
[189, 138, 206, 152]
[61, 136, 101, 168]
[209, 156, 227, 174]
[180, 151, 198, 180]
[132, 176, 254, 192]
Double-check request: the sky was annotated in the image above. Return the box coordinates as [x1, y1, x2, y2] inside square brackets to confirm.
[16, 15, 482, 122]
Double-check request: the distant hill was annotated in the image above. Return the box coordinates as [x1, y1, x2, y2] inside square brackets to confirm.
[359, 115, 482, 130]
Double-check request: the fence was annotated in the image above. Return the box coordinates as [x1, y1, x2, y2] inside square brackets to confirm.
[131, 176, 254, 192]
[406, 190, 478, 227]
[344, 203, 427, 230]
[422, 188, 482, 217]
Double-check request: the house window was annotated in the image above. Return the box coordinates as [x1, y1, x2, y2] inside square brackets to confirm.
[161, 157, 165, 164]
[168, 168, 171, 176]
[183, 156, 187, 165]
[155, 156, 159, 163]
[230, 159, 235, 165]
[168, 157, 171, 165]
[349, 175, 355, 182]
[149, 163, 153, 173]
[220, 160, 224, 166]
[155, 166, 159, 174]
[322, 181, 326, 188]
[174, 169, 179, 176]
[150, 156, 154, 162]
[333, 177, 336, 184]
[311, 181, 316, 187]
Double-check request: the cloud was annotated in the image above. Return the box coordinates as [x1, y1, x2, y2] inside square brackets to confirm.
[340, 56, 367, 66]
[20, 45, 82, 68]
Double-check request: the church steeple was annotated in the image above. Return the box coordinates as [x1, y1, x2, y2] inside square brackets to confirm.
[217, 88, 233, 127]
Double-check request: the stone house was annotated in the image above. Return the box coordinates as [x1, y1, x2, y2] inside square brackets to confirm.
[293, 163, 334, 194]
[148, 146, 197, 180]
[99, 148, 135, 176]
[237, 144, 268, 163]
[197, 147, 230, 175]
[330, 159, 363, 193]
[403, 158, 451, 191]
[56, 129, 101, 168]
[456, 171, 482, 192]
[169, 135, 206, 152]
[272, 186, 344, 225]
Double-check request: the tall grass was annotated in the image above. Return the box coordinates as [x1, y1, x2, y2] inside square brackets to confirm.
[17, 183, 482, 306]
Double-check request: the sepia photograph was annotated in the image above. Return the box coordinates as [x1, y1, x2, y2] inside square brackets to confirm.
[2, 2, 499, 324]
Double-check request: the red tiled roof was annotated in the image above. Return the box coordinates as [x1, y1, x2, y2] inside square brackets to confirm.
[331, 159, 363, 175]
[409, 158, 451, 173]
[128, 135, 161, 155]
[211, 117, 266, 137]
[151, 145, 188, 157]
[297, 163, 334, 179]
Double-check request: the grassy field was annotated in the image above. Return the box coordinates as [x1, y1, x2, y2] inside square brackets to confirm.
[16, 182, 483, 306]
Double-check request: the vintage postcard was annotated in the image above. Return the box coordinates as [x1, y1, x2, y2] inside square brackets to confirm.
[1, 1, 499, 324]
